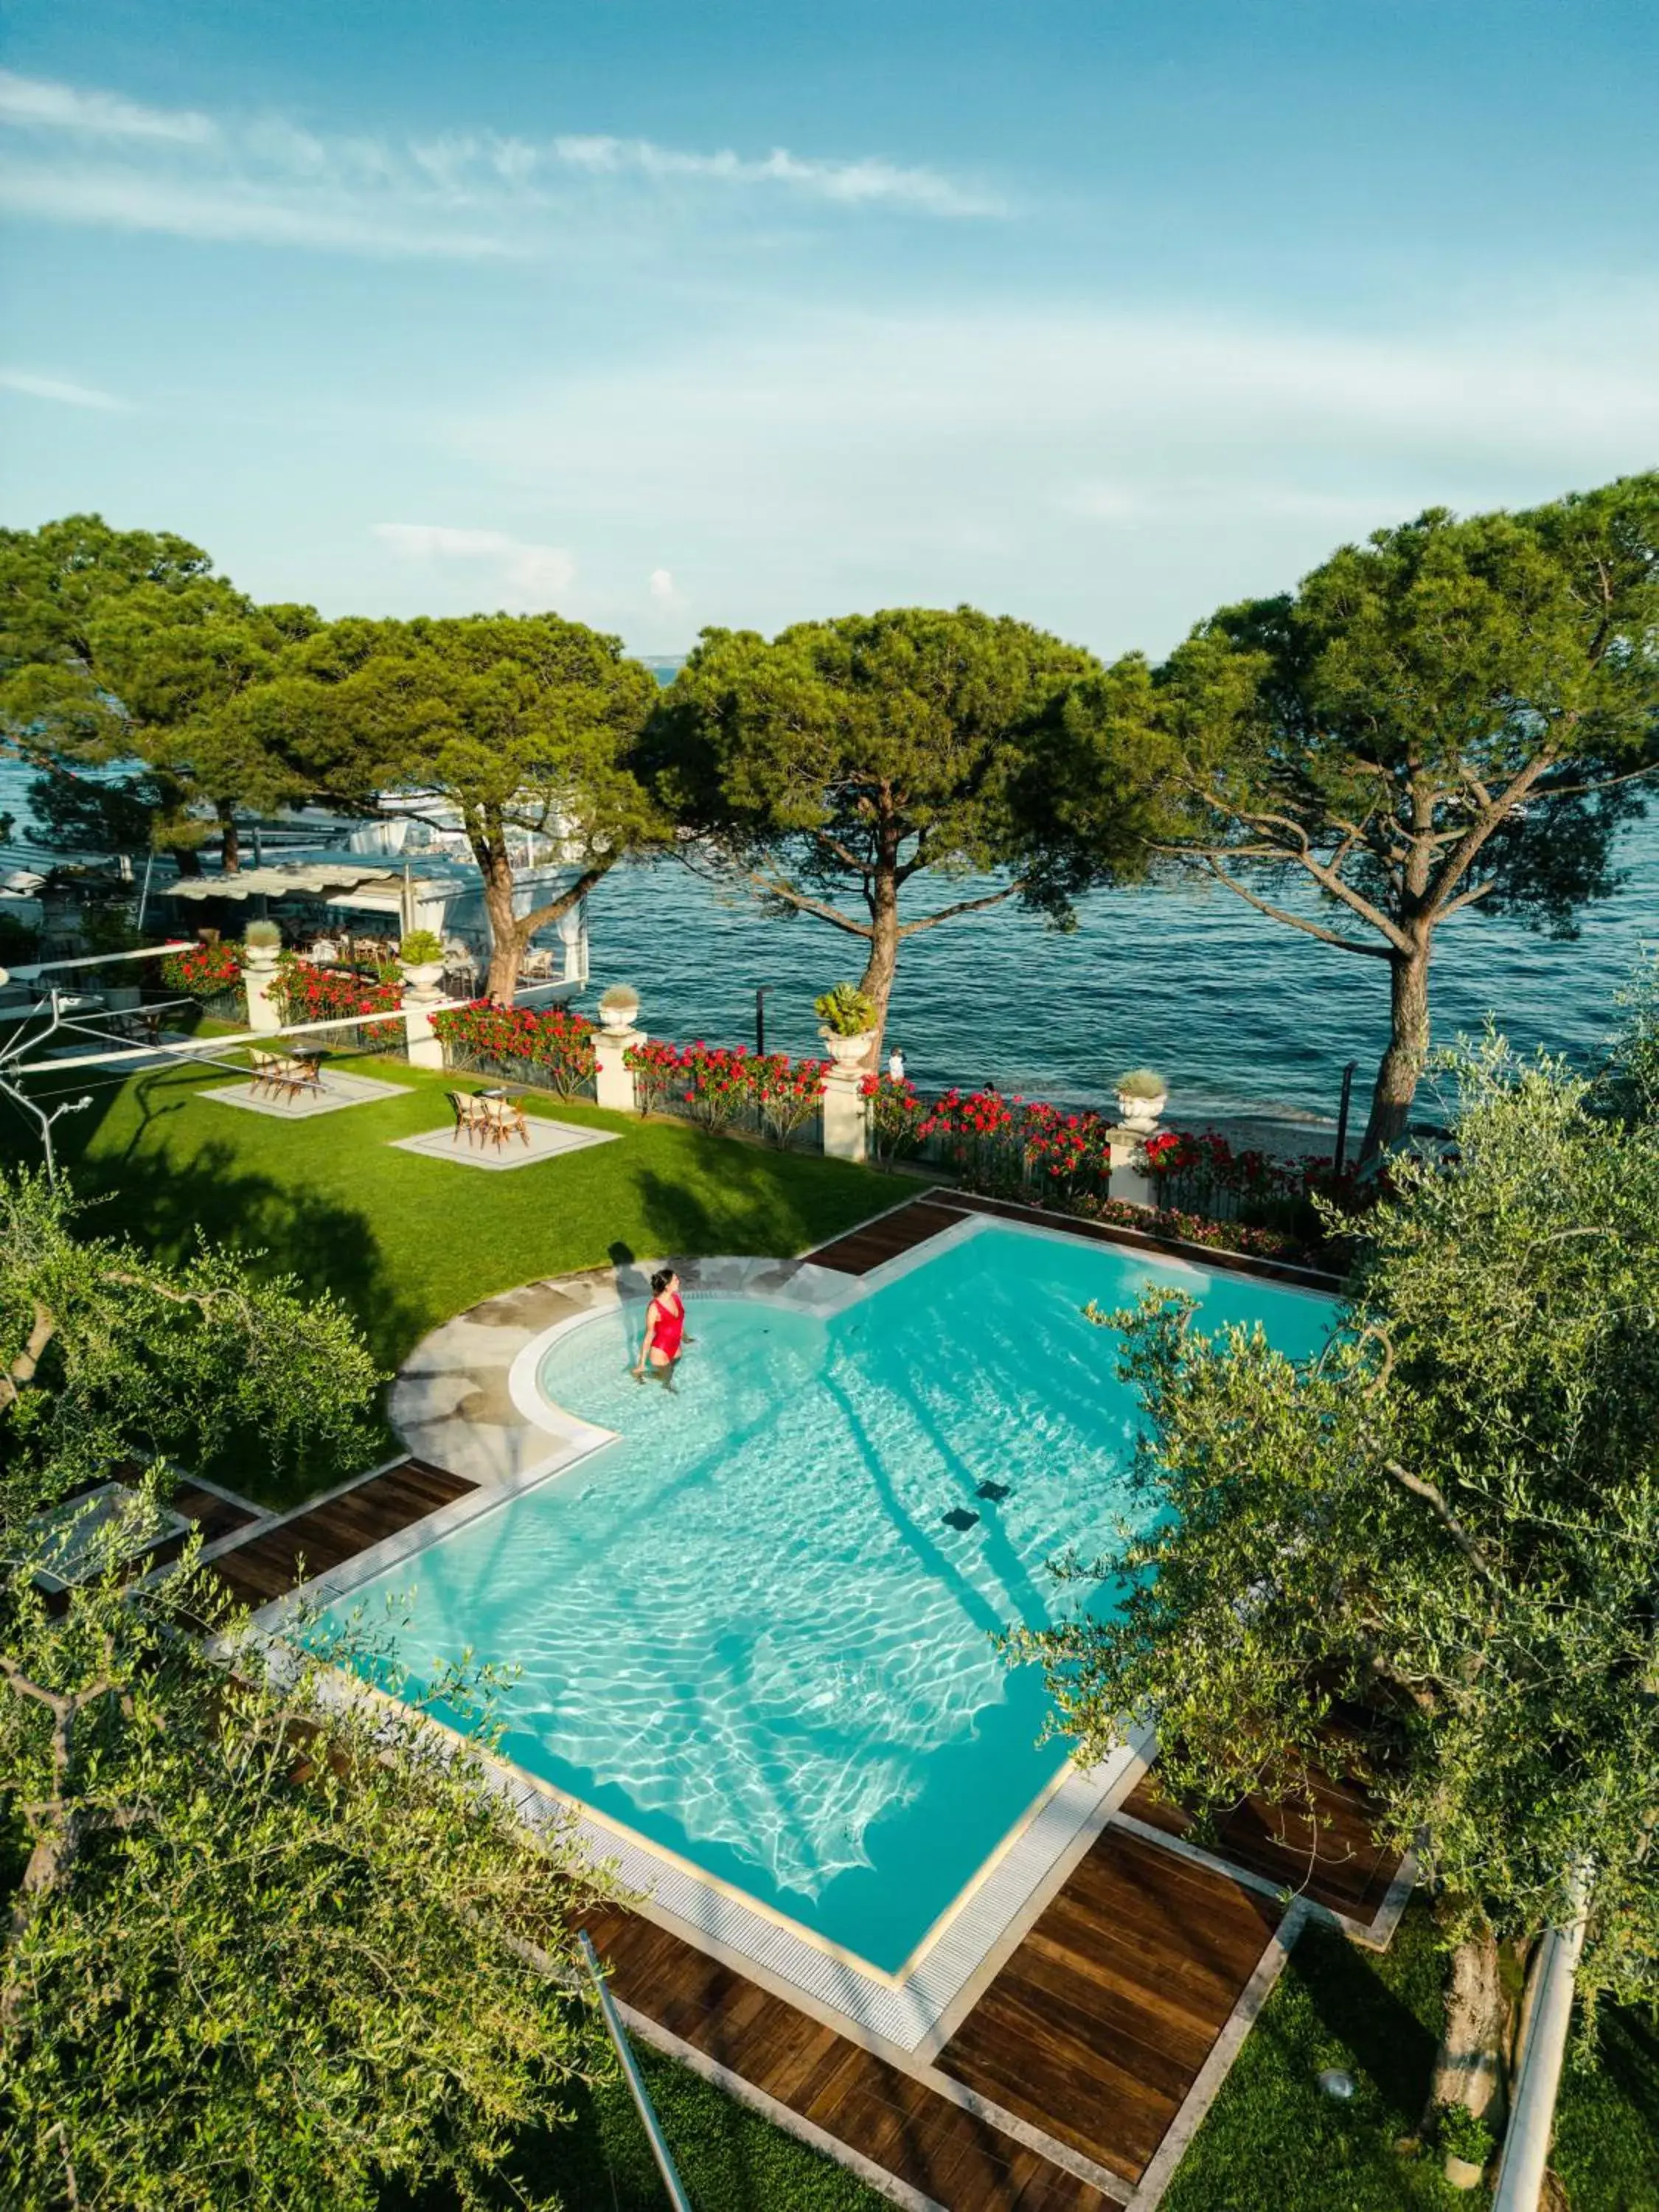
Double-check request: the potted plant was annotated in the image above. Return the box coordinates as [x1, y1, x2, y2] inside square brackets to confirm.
[1434, 2102, 1494, 2191]
[597, 984, 641, 1036]
[1114, 1065, 1169, 1133]
[243, 918, 283, 970]
[397, 929, 446, 990]
[815, 982, 879, 1068]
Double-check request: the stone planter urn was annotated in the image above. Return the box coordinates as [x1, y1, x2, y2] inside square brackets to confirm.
[1442, 2153, 1485, 2191]
[244, 943, 281, 978]
[823, 1029, 875, 1071]
[598, 990, 641, 1037]
[398, 959, 445, 992]
[1115, 1089, 1167, 1133]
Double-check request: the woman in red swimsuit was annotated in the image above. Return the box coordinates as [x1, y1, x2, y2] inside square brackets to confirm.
[633, 1267, 689, 1383]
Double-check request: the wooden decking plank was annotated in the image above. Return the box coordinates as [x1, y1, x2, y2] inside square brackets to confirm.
[206, 1457, 476, 1610]
[807, 1197, 968, 1275]
[581, 1903, 1117, 2209]
[1123, 1758, 1402, 1927]
[938, 1826, 1285, 2184]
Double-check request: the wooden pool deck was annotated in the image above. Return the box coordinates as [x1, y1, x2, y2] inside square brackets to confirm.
[175, 1192, 1394, 2209]
[206, 1455, 475, 1609]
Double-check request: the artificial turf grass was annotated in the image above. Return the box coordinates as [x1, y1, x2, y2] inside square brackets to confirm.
[7, 1049, 917, 1507]
[1161, 1904, 1659, 2212]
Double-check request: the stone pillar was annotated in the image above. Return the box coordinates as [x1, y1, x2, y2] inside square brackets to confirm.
[594, 1026, 642, 1113]
[821, 1067, 869, 1164]
[1106, 1122, 1160, 1208]
[244, 947, 283, 1033]
[403, 975, 447, 1069]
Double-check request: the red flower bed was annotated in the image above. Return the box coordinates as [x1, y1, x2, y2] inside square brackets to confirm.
[860, 1072, 928, 1159]
[161, 941, 243, 998]
[622, 1039, 828, 1141]
[269, 957, 401, 1046]
[430, 1000, 597, 1096]
[750, 1050, 830, 1144]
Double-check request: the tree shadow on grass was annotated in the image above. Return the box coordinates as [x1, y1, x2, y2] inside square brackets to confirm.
[623, 1148, 871, 1265]
[1291, 1915, 1441, 2124]
[72, 1133, 424, 1371]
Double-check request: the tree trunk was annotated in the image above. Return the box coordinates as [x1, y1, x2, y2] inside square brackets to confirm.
[856, 866, 901, 1071]
[479, 835, 524, 1004]
[218, 806, 241, 876]
[1430, 1928, 1510, 2125]
[1357, 937, 1432, 1168]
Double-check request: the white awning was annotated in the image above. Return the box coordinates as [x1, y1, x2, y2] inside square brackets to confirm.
[167, 864, 400, 902]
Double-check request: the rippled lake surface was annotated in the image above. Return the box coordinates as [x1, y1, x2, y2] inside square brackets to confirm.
[580, 815, 1658, 1129]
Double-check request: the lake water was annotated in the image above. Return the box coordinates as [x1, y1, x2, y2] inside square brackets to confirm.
[5, 757, 1652, 1132]
[580, 819, 1658, 1130]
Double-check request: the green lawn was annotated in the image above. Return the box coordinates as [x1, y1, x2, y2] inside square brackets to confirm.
[1164, 1905, 1659, 2212]
[7, 1046, 914, 1503]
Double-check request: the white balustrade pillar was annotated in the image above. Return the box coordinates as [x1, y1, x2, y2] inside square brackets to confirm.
[402, 975, 447, 1069]
[821, 1068, 869, 1164]
[1106, 1122, 1160, 1208]
[594, 1026, 642, 1113]
[244, 947, 283, 1034]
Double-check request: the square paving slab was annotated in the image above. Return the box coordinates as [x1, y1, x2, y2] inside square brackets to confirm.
[389, 1117, 620, 1170]
[203, 1071, 411, 1119]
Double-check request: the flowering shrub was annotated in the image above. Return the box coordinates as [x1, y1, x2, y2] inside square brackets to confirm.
[751, 1051, 830, 1145]
[680, 1043, 755, 1133]
[269, 956, 401, 1048]
[161, 941, 243, 998]
[430, 1000, 597, 1096]
[860, 1073, 928, 1160]
[622, 1037, 683, 1118]
[1072, 1192, 1310, 1261]
[1021, 1101, 1115, 1200]
[622, 1039, 827, 1144]
[1140, 1125, 1358, 1220]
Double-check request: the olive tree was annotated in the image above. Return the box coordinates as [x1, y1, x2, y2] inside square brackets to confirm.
[1012, 1036, 1659, 2140]
[0, 1170, 613, 2208]
[1071, 473, 1659, 1163]
[645, 606, 1142, 1064]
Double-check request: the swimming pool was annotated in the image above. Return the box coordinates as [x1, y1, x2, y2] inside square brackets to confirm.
[320, 1223, 1333, 1978]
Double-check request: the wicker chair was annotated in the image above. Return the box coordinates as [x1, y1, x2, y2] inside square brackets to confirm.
[479, 1093, 530, 1150]
[447, 1091, 490, 1147]
[250, 1051, 323, 1103]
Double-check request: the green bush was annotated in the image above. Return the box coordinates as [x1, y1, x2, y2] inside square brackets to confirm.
[1433, 2101, 1492, 2163]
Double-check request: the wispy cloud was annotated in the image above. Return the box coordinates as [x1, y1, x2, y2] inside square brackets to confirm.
[436, 297, 1659, 653]
[0, 69, 216, 145]
[550, 134, 1003, 216]
[0, 71, 1003, 259]
[0, 366, 131, 409]
[372, 523, 577, 609]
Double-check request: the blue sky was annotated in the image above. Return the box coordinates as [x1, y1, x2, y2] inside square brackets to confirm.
[1, 0, 1655, 657]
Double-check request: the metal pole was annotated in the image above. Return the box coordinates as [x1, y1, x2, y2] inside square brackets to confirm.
[1491, 1881, 1590, 2212]
[577, 1933, 692, 2212]
[135, 847, 156, 933]
[756, 986, 771, 1057]
[1333, 1060, 1357, 1175]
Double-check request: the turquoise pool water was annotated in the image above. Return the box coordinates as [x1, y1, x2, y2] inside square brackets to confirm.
[324, 1225, 1332, 1972]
